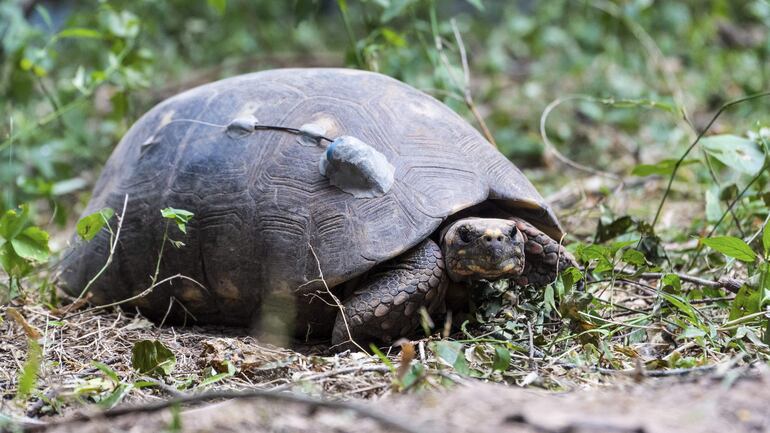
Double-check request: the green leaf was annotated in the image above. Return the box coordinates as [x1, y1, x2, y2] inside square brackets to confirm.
[543, 284, 556, 314]
[10, 227, 50, 262]
[631, 159, 697, 176]
[207, 0, 227, 14]
[0, 242, 29, 277]
[595, 216, 634, 243]
[199, 361, 236, 387]
[705, 187, 723, 222]
[492, 346, 511, 371]
[679, 326, 706, 339]
[729, 285, 761, 321]
[16, 340, 42, 400]
[381, 27, 406, 47]
[659, 292, 698, 322]
[661, 273, 681, 293]
[161, 207, 194, 234]
[0, 205, 30, 240]
[559, 267, 583, 293]
[131, 340, 176, 377]
[57, 28, 103, 39]
[102, 10, 140, 39]
[465, 0, 485, 11]
[77, 208, 114, 241]
[621, 249, 646, 266]
[763, 223, 770, 257]
[98, 383, 133, 409]
[701, 236, 757, 263]
[92, 360, 120, 384]
[701, 134, 764, 176]
[433, 341, 470, 376]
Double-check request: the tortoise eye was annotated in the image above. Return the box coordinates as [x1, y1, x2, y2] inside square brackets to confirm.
[458, 225, 474, 243]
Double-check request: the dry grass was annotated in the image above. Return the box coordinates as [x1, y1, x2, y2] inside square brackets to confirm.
[0, 302, 400, 421]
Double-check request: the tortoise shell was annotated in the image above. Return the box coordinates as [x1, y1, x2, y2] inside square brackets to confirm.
[57, 68, 562, 332]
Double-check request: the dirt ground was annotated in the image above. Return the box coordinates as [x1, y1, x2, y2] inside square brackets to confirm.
[29, 371, 770, 433]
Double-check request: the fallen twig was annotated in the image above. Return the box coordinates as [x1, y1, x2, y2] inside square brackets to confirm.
[27, 388, 428, 433]
[269, 365, 391, 392]
[63, 274, 206, 320]
[612, 269, 745, 294]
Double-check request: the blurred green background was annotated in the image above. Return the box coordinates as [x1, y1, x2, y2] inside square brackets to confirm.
[1, 0, 769, 227]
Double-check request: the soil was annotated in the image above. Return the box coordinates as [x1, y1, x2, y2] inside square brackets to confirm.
[32, 372, 770, 433]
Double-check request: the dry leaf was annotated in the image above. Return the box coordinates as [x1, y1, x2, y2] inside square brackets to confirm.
[6, 307, 42, 339]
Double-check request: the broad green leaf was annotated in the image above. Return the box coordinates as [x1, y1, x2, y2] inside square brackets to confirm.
[102, 10, 140, 39]
[631, 159, 697, 176]
[433, 341, 470, 376]
[559, 267, 583, 293]
[161, 207, 194, 234]
[701, 134, 764, 175]
[10, 227, 50, 262]
[492, 346, 511, 371]
[77, 208, 114, 241]
[660, 273, 681, 293]
[621, 249, 646, 266]
[131, 340, 176, 377]
[701, 236, 757, 263]
[728, 285, 760, 321]
[207, 0, 227, 15]
[705, 187, 723, 222]
[0, 205, 29, 240]
[595, 216, 633, 243]
[0, 242, 31, 278]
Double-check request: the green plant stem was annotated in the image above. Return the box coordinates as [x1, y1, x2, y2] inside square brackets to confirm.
[336, 0, 363, 67]
[75, 194, 128, 300]
[686, 163, 767, 269]
[651, 91, 770, 229]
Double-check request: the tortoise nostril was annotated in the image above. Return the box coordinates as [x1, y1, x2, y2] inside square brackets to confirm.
[484, 236, 492, 242]
[497, 236, 503, 242]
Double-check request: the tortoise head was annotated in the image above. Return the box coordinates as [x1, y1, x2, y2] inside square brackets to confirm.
[441, 218, 525, 282]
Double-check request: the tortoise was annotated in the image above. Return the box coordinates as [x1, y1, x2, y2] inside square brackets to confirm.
[57, 68, 577, 349]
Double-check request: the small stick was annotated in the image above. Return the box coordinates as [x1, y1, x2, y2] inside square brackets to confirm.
[27, 389, 427, 433]
[269, 365, 391, 392]
[615, 270, 745, 294]
[64, 274, 206, 320]
[308, 243, 366, 353]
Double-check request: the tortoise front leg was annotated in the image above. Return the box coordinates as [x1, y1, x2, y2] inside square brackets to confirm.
[510, 217, 579, 288]
[331, 239, 446, 349]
